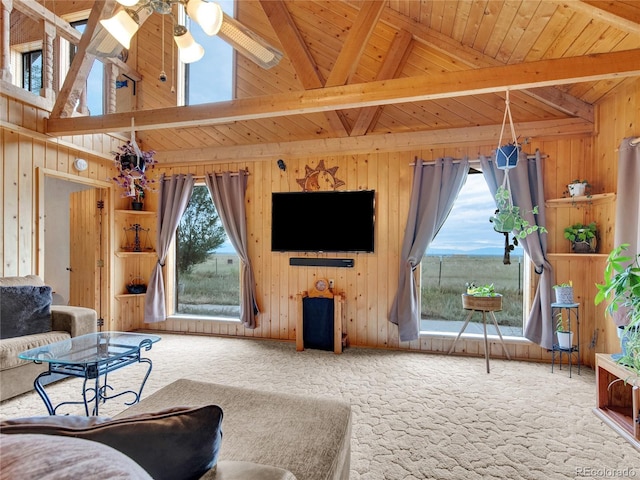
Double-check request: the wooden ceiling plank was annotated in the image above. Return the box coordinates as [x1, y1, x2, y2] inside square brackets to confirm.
[46, 48, 640, 136]
[259, 0, 347, 136]
[568, 0, 640, 34]
[325, 0, 385, 86]
[154, 118, 594, 164]
[50, 0, 115, 119]
[379, 3, 593, 123]
[351, 29, 413, 136]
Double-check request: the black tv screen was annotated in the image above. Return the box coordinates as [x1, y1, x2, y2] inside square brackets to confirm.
[271, 190, 375, 252]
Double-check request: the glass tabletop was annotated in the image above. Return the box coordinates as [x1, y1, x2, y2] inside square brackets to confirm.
[18, 332, 161, 366]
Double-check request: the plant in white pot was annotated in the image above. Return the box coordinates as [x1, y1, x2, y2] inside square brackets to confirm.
[555, 311, 574, 350]
[595, 243, 640, 374]
[553, 282, 574, 304]
[565, 179, 591, 198]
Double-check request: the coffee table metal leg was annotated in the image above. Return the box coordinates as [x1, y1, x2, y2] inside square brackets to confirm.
[34, 371, 55, 416]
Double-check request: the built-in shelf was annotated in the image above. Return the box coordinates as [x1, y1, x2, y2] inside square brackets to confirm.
[115, 251, 156, 258]
[545, 192, 616, 207]
[115, 209, 156, 215]
[115, 293, 146, 299]
[547, 253, 608, 259]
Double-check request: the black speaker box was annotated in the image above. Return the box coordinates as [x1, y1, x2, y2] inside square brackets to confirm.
[289, 258, 354, 268]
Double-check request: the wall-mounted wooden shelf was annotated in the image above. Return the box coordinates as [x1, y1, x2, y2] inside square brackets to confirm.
[547, 253, 608, 259]
[115, 209, 157, 216]
[115, 251, 156, 258]
[115, 293, 146, 299]
[545, 192, 616, 208]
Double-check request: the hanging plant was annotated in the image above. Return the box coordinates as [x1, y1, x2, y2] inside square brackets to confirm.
[111, 140, 157, 203]
[489, 186, 547, 264]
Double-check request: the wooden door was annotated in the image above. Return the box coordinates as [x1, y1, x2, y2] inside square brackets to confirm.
[69, 188, 108, 321]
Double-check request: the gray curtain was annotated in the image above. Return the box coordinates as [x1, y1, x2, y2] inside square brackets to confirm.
[480, 150, 554, 349]
[390, 157, 470, 342]
[145, 174, 195, 323]
[205, 170, 259, 329]
[612, 137, 640, 326]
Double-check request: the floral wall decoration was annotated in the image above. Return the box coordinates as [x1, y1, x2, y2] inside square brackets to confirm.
[111, 141, 158, 206]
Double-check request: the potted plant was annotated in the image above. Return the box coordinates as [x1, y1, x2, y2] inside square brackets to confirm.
[111, 141, 157, 210]
[489, 186, 547, 263]
[462, 283, 502, 311]
[563, 222, 597, 253]
[555, 311, 573, 350]
[553, 282, 574, 304]
[565, 179, 591, 198]
[595, 243, 640, 373]
[496, 141, 519, 170]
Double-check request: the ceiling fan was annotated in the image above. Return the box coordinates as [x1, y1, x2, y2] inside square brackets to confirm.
[97, 0, 283, 69]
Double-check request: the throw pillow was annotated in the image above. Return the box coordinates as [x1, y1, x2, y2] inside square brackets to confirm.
[0, 285, 52, 339]
[0, 433, 154, 480]
[0, 405, 223, 480]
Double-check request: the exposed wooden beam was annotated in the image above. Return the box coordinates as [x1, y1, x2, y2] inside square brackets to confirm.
[259, 0, 348, 136]
[569, 0, 640, 34]
[523, 87, 594, 120]
[50, 0, 114, 119]
[46, 49, 640, 136]
[154, 118, 594, 164]
[325, 0, 385, 87]
[13, 0, 141, 81]
[378, 4, 595, 123]
[351, 29, 413, 136]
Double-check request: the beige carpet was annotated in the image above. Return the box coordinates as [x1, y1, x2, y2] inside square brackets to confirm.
[1, 333, 637, 479]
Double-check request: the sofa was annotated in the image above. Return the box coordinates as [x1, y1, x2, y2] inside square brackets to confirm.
[0, 378, 352, 480]
[0, 275, 97, 401]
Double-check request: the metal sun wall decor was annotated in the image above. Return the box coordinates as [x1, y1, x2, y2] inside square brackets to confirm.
[296, 160, 345, 191]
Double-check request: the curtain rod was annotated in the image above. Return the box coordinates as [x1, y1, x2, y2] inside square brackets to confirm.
[410, 153, 546, 166]
[165, 171, 250, 180]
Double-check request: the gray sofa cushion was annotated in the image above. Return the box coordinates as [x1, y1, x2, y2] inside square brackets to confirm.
[0, 433, 153, 479]
[0, 286, 52, 339]
[0, 405, 224, 480]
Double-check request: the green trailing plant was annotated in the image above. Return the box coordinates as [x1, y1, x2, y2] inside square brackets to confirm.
[595, 243, 640, 374]
[564, 222, 597, 243]
[465, 283, 498, 297]
[555, 311, 570, 333]
[489, 186, 547, 265]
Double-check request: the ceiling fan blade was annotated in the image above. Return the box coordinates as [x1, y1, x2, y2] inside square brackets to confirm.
[217, 13, 283, 70]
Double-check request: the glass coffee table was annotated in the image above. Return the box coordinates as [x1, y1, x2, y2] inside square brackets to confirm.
[19, 332, 160, 416]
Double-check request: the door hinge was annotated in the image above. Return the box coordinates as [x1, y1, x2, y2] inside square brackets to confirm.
[97, 259, 104, 268]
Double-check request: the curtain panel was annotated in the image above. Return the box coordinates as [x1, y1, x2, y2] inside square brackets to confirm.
[205, 170, 259, 329]
[480, 150, 554, 349]
[145, 174, 195, 323]
[390, 157, 470, 342]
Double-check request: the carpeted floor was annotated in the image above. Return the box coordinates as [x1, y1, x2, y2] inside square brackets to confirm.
[1, 333, 638, 479]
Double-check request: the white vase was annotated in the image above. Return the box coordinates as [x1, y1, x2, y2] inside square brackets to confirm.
[557, 331, 574, 349]
[567, 183, 586, 197]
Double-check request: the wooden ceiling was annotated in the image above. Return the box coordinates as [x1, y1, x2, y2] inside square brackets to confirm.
[41, 1, 640, 162]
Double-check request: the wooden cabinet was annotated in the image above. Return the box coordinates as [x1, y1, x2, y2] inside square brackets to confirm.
[113, 210, 157, 330]
[594, 353, 640, 451]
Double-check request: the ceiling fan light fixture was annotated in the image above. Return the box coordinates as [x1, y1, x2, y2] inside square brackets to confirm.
[186, 0, 223, 36]
[173, 25, 205, 63]
[100, 9, 140, 49]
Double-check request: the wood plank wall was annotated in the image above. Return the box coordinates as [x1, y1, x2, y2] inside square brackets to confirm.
[1, 77, 638, 368]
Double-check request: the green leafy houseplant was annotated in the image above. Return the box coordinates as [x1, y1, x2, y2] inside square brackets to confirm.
[564, 222, 597, 253]
[489, 186, 547, 264]
[465, 283, 498, 297]
[595, 244, 640, 374]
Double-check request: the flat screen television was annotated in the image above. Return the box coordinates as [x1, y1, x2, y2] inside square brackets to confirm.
[271, 190, 375, 252]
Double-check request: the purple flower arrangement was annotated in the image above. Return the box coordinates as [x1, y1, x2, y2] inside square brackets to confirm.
[111, 141, 157, 201]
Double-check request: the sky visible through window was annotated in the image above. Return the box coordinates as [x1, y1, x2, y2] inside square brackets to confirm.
[429, 173, 523, 257]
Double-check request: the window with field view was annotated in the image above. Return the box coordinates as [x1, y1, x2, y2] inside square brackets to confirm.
[420, 171, 524, 336]
[175, 186, 240, 318]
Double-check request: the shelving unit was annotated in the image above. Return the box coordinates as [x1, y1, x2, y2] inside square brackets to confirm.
[113, 210, 157, 328]
[550, 303, 580, 377]
[545, 192, 616, 208]
[594, 353, 640, 451]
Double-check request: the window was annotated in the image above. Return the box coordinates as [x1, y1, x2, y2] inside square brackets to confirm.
[184, 0, 233, 105]
[71, 20, 104, 115]
[175, 185, 240, 318]
[420, 170, 524, 336]
[22, 50, 42, 94]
